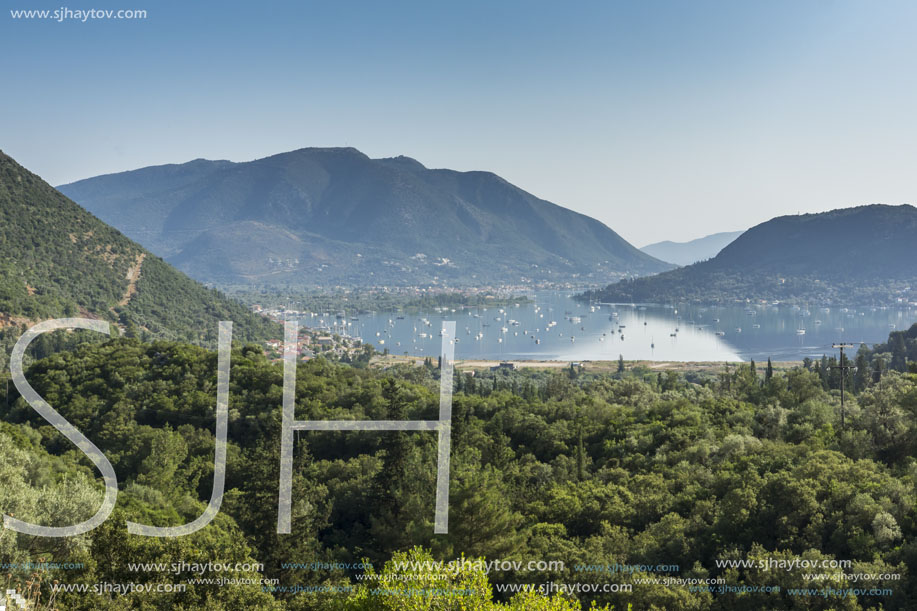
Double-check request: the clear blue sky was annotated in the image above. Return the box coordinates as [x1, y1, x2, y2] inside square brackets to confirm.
[3, 0, 917, 246]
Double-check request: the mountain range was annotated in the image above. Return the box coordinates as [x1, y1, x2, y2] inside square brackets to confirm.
[640, 231, 744, 266]
[58, 148, 672, 286]
[586, 204, 917, 305]
[0, 149, 277, 358]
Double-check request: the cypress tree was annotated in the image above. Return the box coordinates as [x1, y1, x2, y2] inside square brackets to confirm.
[890, 334, 907, 371]
[575, 425, 585, 481]
[854, 353, 869, 392]
[872, 356, 884, 383]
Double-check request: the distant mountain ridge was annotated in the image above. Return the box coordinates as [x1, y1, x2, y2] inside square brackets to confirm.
[586, 205, 917, 305]
[0, 149, 277, 354]
[58, 148, 672, 286]
[640, 231, 744, 266]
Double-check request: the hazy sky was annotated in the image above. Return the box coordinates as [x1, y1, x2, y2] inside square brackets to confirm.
[3, 0, 917, 246]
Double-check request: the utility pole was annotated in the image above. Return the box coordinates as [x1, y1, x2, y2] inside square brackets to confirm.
[831, 343, 855, 429]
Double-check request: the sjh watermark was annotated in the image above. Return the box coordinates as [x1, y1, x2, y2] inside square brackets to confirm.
[3, 318, 455, 538]
[9, 7, 147, 22]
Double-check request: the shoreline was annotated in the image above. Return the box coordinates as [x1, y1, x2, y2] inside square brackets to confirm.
[374, 355, 802, 373]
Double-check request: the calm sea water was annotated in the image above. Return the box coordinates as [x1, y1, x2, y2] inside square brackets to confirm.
[301, 293, 917, 362]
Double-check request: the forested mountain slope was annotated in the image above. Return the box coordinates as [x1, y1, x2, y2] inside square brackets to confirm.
[588, 205, 917, 304]
[0, 149, 277, 366]
[59, 148, 672, 286]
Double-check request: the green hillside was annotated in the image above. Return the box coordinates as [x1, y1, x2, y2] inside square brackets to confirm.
[587, 205, 917, 305]
[0, 149, 278, 365]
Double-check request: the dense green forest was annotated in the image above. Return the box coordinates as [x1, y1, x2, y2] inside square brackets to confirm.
[0, 150, 278, 372]
[862, 323, 917, 374]
[582, 271, 917, 307]
[1, 324, 917, 609]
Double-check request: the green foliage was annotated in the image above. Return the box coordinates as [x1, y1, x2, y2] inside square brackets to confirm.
[0, 150, 278, 373]
[2, 336, 917, 609]
[331, 547, 606, 611]
[583, 204, 917, 306]
[864, 322, 917, 373]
